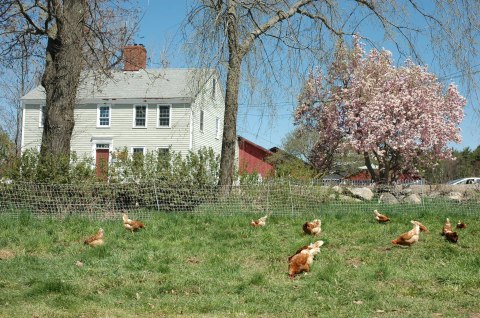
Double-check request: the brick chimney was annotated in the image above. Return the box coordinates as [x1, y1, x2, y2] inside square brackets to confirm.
[123, 44, 146, 71]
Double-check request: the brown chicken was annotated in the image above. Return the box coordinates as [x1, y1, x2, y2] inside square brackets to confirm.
[123, 213, 145, 233]
[414, 220, 430, 233]
[444, 230, 459, 243]
[288, 240, 324, 262]
[288, 242, 322, 279]
[456, 221, 467, 229]
[441, 218, 458, 243]
[374, 210, 390, 223]
[303, 219, 321, 236]
[391, 221, 421, 246]
[441, 218, 453, 235]
[84, 228, 104, 247]
[250, 215, 268, 227]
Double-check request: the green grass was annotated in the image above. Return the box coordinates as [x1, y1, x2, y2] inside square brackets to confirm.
[0, 209, 479, 317]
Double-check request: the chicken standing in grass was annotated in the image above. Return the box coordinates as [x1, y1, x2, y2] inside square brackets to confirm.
[303, 219, 321, 236]
[122, 213, 145, 233]
[414, 220, 430, 233]
[391, 221, 421, 246]
[441, 218, 458, 243]
[288, 242, 323, 279]
[288, 240, 324, 262]
[250, 215, 268, 227]
[456, 221, 467, 229]
[84, 228, 104, 247]
[442, 218, 453, 235]
[373, 210, 390, 223]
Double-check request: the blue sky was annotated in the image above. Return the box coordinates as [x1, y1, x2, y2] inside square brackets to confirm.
[136, 0, 479, 151]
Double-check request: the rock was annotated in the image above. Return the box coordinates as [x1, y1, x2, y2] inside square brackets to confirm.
[379, 193, 399, 204]
[448, 192, 463, 202]
[402, 193, 422, 204]
[332, 186, 344, 194]
[338, 195, 362, 202]
[348, 187, 374, 201]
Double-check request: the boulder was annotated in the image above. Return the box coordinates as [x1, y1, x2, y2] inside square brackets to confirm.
[338, 195, 362, 203]
[379, 193, 399, 204]
[332, 186, 344, 194]
[348, 187, 374, 201]
[448, 192, 463, 202]
[402, 193, 422, 204]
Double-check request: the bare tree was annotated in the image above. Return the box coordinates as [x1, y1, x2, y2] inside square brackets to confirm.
[183, 0, 480, 189]
[0, 0, 139, 180]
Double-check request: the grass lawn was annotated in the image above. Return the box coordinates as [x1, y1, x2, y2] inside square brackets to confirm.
[0, 209, 479, 317]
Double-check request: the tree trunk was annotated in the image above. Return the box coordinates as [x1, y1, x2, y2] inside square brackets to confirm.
[37, 0, 85, 181]
[364, 151, 378, 182]
[218, 3, 241, 191]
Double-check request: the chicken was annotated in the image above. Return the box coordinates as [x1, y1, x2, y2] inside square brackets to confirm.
[444, 230, 459, 243]
[84, 228, 104, 247]
[288, 240, 324, 262]
[441, 218, 453, 235]
[441, 218, 458, 243]
[122, 213, 145, 233]
[456, 221, 467, 229]
[391, 221, 421, 246]
[250, 215, 268, 227]
[303, 219, 321, 236]
[373, 210, 390, 223]
[288, 244, 322, 279]
[414, 220, 430, 233]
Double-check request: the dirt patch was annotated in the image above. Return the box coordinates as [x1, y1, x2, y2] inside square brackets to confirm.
[346, 258, 364, 268]
[0, 249, 15, 260]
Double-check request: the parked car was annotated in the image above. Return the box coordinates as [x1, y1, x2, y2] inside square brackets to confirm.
[446, 177, 480, 185]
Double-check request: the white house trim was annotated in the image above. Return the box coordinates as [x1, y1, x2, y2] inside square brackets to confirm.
[21, 101, 26, 151]
[90, 136, 113, 165]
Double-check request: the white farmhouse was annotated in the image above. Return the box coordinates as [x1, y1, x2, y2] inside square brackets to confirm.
[21, 44, 224, 177]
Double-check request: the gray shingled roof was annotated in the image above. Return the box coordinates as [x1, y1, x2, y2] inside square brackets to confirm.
[22, 68, 214, 101]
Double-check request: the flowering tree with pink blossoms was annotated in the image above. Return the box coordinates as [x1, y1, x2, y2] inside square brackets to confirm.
[295, 39, 467, 183]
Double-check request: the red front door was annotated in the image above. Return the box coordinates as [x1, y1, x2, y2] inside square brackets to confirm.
[96, 149, 109, 180]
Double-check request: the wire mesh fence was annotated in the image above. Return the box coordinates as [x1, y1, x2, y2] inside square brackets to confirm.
[0, 180, 478, 219]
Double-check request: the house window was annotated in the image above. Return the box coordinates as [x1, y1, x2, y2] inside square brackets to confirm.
[157, 105, 170, 128]
[134, 105, 147, 128]
[96, 144, 109, 149]
[200, 110, 204, 132]
[132, 147, 145, 155]
[157, 147, 169, 156]
[97, 105, 111, 127]
[39, 105, 46, 127]
[212, 78, 216, 98]
[215, 117, 220, 139]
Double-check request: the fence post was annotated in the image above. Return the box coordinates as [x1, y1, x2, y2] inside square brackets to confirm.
[266, 182, 269, 215]
[154, 181, 160, 212]
[289, 180, 294, 216]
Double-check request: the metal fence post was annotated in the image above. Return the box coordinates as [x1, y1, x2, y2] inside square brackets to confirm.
[154, 180, 160, 212]
[289, 180, 294, 216]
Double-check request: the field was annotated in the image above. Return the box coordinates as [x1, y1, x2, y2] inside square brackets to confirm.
[0, 209, 479, 317]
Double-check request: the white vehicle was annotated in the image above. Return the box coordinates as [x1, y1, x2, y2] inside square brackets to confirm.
[446, 177, 480, 185]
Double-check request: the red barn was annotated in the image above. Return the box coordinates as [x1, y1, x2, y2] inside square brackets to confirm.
[237, 136, 275, 178]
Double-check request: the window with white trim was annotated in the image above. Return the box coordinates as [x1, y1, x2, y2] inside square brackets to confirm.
[132, 147, 145, 155]
[157, 147, 169, 156]
[200, 110, 204, 132]
[215, 117, 220, 139]
[134, 104, 147, 128]
[39, 105, 46, 127]
[157, 105, 170, 128]
[97, 105, 111, 127]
